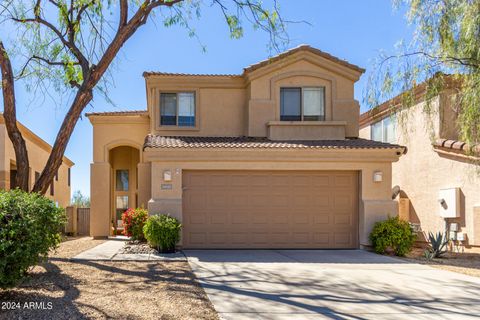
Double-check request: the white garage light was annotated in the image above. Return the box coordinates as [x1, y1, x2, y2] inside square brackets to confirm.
[163, 170, 172, 182]
[373, 171, 383, 182]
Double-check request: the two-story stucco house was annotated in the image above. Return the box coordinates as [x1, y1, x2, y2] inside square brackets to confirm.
[0, 114, 74, 208]
[87, 45, 404, 249]
[359, 76, 480, 246]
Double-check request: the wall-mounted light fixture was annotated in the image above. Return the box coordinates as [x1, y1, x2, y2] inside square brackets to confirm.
[373, 171, 383, 182]
[163, 170, 172, 182]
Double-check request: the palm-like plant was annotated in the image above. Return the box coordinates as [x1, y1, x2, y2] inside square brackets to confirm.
[424, 232, 448, 260]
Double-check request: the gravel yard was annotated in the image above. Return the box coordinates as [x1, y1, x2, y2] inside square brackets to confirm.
[401, 247, 480, 278]
[120, 241, 158, 254]
[0, 237, 218, 320]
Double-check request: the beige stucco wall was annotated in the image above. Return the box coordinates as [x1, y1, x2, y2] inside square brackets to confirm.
[360, 97, 480, 245]
[146, 77, 247, 137]
[144, 148, 400, 247]
[88, 49, 401, 245]
[144, 50, 362, 140]
[246, 55, 361, 138]
[89, 115, 150, 237]
[0, 120, 73, 208]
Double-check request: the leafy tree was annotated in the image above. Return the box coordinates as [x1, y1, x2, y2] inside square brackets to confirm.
[366, 0, 480, 148]
[0, 0, 287, 193]
[71, 190, 90, 207]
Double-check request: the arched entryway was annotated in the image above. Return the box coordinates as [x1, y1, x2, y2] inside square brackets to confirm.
[109, 146, 140, 235]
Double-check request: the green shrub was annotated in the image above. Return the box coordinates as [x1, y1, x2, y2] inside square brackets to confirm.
[0, 190, 65, 288]
[122, 208, 148, 241]
[369, 216, 416, 256]
[143, 214, 181, 253]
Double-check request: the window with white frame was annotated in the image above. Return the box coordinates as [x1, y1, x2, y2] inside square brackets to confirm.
[371, 116, 397, 143]
[280, 87, 325, 121]
[160, 92, 195, 127]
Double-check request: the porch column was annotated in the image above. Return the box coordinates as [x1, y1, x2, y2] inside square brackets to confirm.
[137, 162, 151, 209]
[90, 162, 111, 238]
[147, 162, 182, 221]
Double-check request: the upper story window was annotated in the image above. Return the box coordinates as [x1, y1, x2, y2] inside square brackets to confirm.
[371, 116, 396, 143]
[280, 87, 325, 121]
[160, 92, 195, 127]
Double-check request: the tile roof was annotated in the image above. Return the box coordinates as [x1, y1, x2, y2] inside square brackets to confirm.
[143, 45, 364, 78]
[143, 135, 404, 151]
[85, 110, 148, 117]
[359, 73, 459, 128]
[243, 45, 365, 74]
[143, 71, 241, 78]
[433, 138, 480, 154]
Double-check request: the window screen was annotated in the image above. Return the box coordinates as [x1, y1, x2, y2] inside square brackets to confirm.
[371, 117, 397, 143]
[160, 93, 177, 125]
[383, 116, 396, 143]
[371, 121, 383, 142]
[303, 88, 325, 121]
[178, 92, 195, 127]
[280, 88, 301, 121]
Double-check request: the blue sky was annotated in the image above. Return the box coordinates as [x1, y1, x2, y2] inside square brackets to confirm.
[1, 0, 413, 198]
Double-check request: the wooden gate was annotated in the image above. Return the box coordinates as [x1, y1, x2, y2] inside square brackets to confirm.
[77, 208, 90, 236]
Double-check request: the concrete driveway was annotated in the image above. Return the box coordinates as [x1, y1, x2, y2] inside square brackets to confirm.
[184, 250, 480, 319]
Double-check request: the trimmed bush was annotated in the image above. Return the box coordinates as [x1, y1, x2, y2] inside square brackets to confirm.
[143, 214, 181, 253]
[0, 190, 65, 288]
[122, 208, 148, 241]
[369, 216, 416, 256]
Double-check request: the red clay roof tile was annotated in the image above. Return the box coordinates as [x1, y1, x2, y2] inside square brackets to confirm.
[143, 135, 404, 151]
[85, 110, 148, 117]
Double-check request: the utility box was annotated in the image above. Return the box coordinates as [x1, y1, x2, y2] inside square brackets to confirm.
[438, 188, 461, 218]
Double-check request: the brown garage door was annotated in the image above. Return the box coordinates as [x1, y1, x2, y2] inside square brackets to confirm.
[182, 170, 358, 249]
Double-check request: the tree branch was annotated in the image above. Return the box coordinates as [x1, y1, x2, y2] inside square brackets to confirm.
[0, 41, 30, 191]
[32, 55, 80, 66]
[119, 0, 128, 30]
[11, 16, 89, 73]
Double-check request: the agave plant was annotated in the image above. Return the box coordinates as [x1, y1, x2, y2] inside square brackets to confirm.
[425, 232, 448, 259]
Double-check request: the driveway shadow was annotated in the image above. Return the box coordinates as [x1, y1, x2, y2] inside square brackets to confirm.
[184, 250, 480, 319]
[184, 249, 407, 264]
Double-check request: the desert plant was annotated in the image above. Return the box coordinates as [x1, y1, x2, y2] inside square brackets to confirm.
[369, 216, 416, 256]
[424, 231, 448, 260]
[143, 214, 181, 253]
[0, 190, 65, 288]
[122, 208, 148, 241]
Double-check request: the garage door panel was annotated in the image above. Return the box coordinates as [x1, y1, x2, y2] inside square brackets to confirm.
[183, 170, 358, 249]
[188, 212, 207, 225]
[313, 214, 330, 225]
[313, 232, 331, 245]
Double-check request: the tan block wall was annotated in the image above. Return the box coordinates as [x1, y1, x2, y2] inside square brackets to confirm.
[360, 98, 480, 245]
[0, 123, 72, 208]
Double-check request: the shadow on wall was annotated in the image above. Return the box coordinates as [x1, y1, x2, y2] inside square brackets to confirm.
[400, 189, 469, 246]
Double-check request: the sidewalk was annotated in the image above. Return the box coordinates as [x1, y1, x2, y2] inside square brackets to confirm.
[71, 240, 186, 261]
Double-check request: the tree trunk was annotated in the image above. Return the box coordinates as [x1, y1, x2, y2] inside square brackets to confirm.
[0, 41, 30, 191]
[31, 5, 157, 194]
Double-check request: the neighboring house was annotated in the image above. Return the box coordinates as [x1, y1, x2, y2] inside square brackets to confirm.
[359, 77, 480, 246]
[87, 45, 405, 249]
[0, 114, 74, 208]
